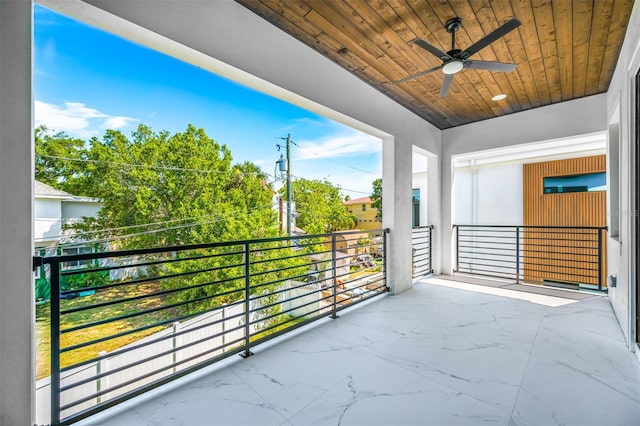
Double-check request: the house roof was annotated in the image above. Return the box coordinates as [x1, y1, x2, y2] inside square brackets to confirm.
[344, 197, 373, 205]
[35, 181, 73, 199]
[35, 181, 101, 203]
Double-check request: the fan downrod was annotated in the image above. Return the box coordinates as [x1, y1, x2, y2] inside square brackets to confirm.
[445, 17, 462, 51]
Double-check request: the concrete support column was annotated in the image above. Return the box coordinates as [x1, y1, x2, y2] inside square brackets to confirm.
[440, 148, 455, 275]
[426, 154, 441, 274]
[0, 1, 34, 425]
[382, 136, 413, 294]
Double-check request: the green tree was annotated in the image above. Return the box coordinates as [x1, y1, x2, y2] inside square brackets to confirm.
[35, 125, 86, 189]
[46, 124, 309, 317]
[282, 177, 356, 234]
[66, 124, 278, 249]
[370, 178, 382, 220]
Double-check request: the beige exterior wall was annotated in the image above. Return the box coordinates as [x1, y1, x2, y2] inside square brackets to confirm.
[345, 198, 381, 230]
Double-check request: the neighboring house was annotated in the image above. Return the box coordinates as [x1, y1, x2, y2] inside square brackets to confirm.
[34, 181, 102, 301]
[344, 197, 380, 230]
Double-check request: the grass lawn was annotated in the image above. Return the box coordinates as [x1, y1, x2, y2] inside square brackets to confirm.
[36, 282, 170, 380]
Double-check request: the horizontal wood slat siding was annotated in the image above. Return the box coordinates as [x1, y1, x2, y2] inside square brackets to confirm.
[523, 155, 606, 287]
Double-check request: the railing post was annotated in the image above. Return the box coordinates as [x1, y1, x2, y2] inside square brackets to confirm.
[429, 225, 434, 274]
[221, 306, 226, 352]
[454, 225, 459, 272]
[50, 260, 61, 426]
[330, 233, 339, 319]
[598, 228, 603, 292]
[515, 226, 521, 284]
[172, 322, 180, 373]
[383, 229, 389, 291]
[96, 350, 108, 404]
[241, 243, 253, 358]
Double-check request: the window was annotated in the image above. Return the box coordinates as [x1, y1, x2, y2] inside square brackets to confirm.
[61, 245, 93, 270]
[362, 204, 366, 211]
[412, 188, 420, 227]
[543, 172, 606, 194]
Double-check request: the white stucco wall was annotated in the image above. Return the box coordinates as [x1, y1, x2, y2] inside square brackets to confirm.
[605, 0, 640, 348]
[454, 162, 523, 225]
[34, 211, 63, 245]
[0, 1, 34, 424]
[62, 200, 102, 222]
[34, 199, 102, 245]
[35, 198, 62, 219]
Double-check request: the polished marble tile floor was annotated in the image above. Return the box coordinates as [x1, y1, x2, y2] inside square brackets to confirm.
[80, 277, 640, 426]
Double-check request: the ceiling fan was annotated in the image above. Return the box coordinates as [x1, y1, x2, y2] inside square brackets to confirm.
[395, 17, 521, 98]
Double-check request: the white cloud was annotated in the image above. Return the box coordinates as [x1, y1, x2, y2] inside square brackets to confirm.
[294, 130, 381, 161]
[35, 100, 138, 139]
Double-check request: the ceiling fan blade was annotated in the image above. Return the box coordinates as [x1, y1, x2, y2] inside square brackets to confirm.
[464, 60, 517, 72]
[413, 38, 452, 61]
[460, 18, 521, 58]
[393, 65, 443, 84]
[440, 73, 454, 98]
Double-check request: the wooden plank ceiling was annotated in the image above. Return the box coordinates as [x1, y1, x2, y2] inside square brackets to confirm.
[235, 0, 634, 129]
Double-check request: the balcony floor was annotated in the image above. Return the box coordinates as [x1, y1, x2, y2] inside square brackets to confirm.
[80, 277, 640, 426]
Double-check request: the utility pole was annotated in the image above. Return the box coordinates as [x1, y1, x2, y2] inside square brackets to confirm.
[276, 134, 295, 236]
[285, 133, 293, 236]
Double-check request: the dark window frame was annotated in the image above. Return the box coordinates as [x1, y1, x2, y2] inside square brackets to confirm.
[543, 172, 606, 194]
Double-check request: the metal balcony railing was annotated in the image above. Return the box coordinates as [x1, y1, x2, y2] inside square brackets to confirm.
[412, 225, 433, 278]
[453, 225, 607, 291]
[35, 229, 388, 425]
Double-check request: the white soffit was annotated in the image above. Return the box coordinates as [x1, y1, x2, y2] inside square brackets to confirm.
[453, 131, 606, 167]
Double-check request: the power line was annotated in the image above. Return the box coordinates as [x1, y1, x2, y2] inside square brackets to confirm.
[39, 204, 275, 245]
[289, 174, 371, 196]
[339, 187, 371, 195]
[35, 213, 228, 241]
[36, 154, 274, 178]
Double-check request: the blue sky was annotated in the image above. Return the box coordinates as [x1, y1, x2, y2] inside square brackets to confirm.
[33, 4, 381, 197]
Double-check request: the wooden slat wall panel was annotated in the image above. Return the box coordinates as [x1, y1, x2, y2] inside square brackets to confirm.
[236, 0, 635, 129]
[523, 155, 607, 288]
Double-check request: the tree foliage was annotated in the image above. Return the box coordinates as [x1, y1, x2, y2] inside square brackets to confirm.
[35, 125, 86, 188]
[37, 124, 310, 318]
[281, 177, 356, 234]
[370, 178, 382, 220]
[60, 124, 278, 248]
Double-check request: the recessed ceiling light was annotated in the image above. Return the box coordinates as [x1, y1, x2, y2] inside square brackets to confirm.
[492, 94, 507, 101]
